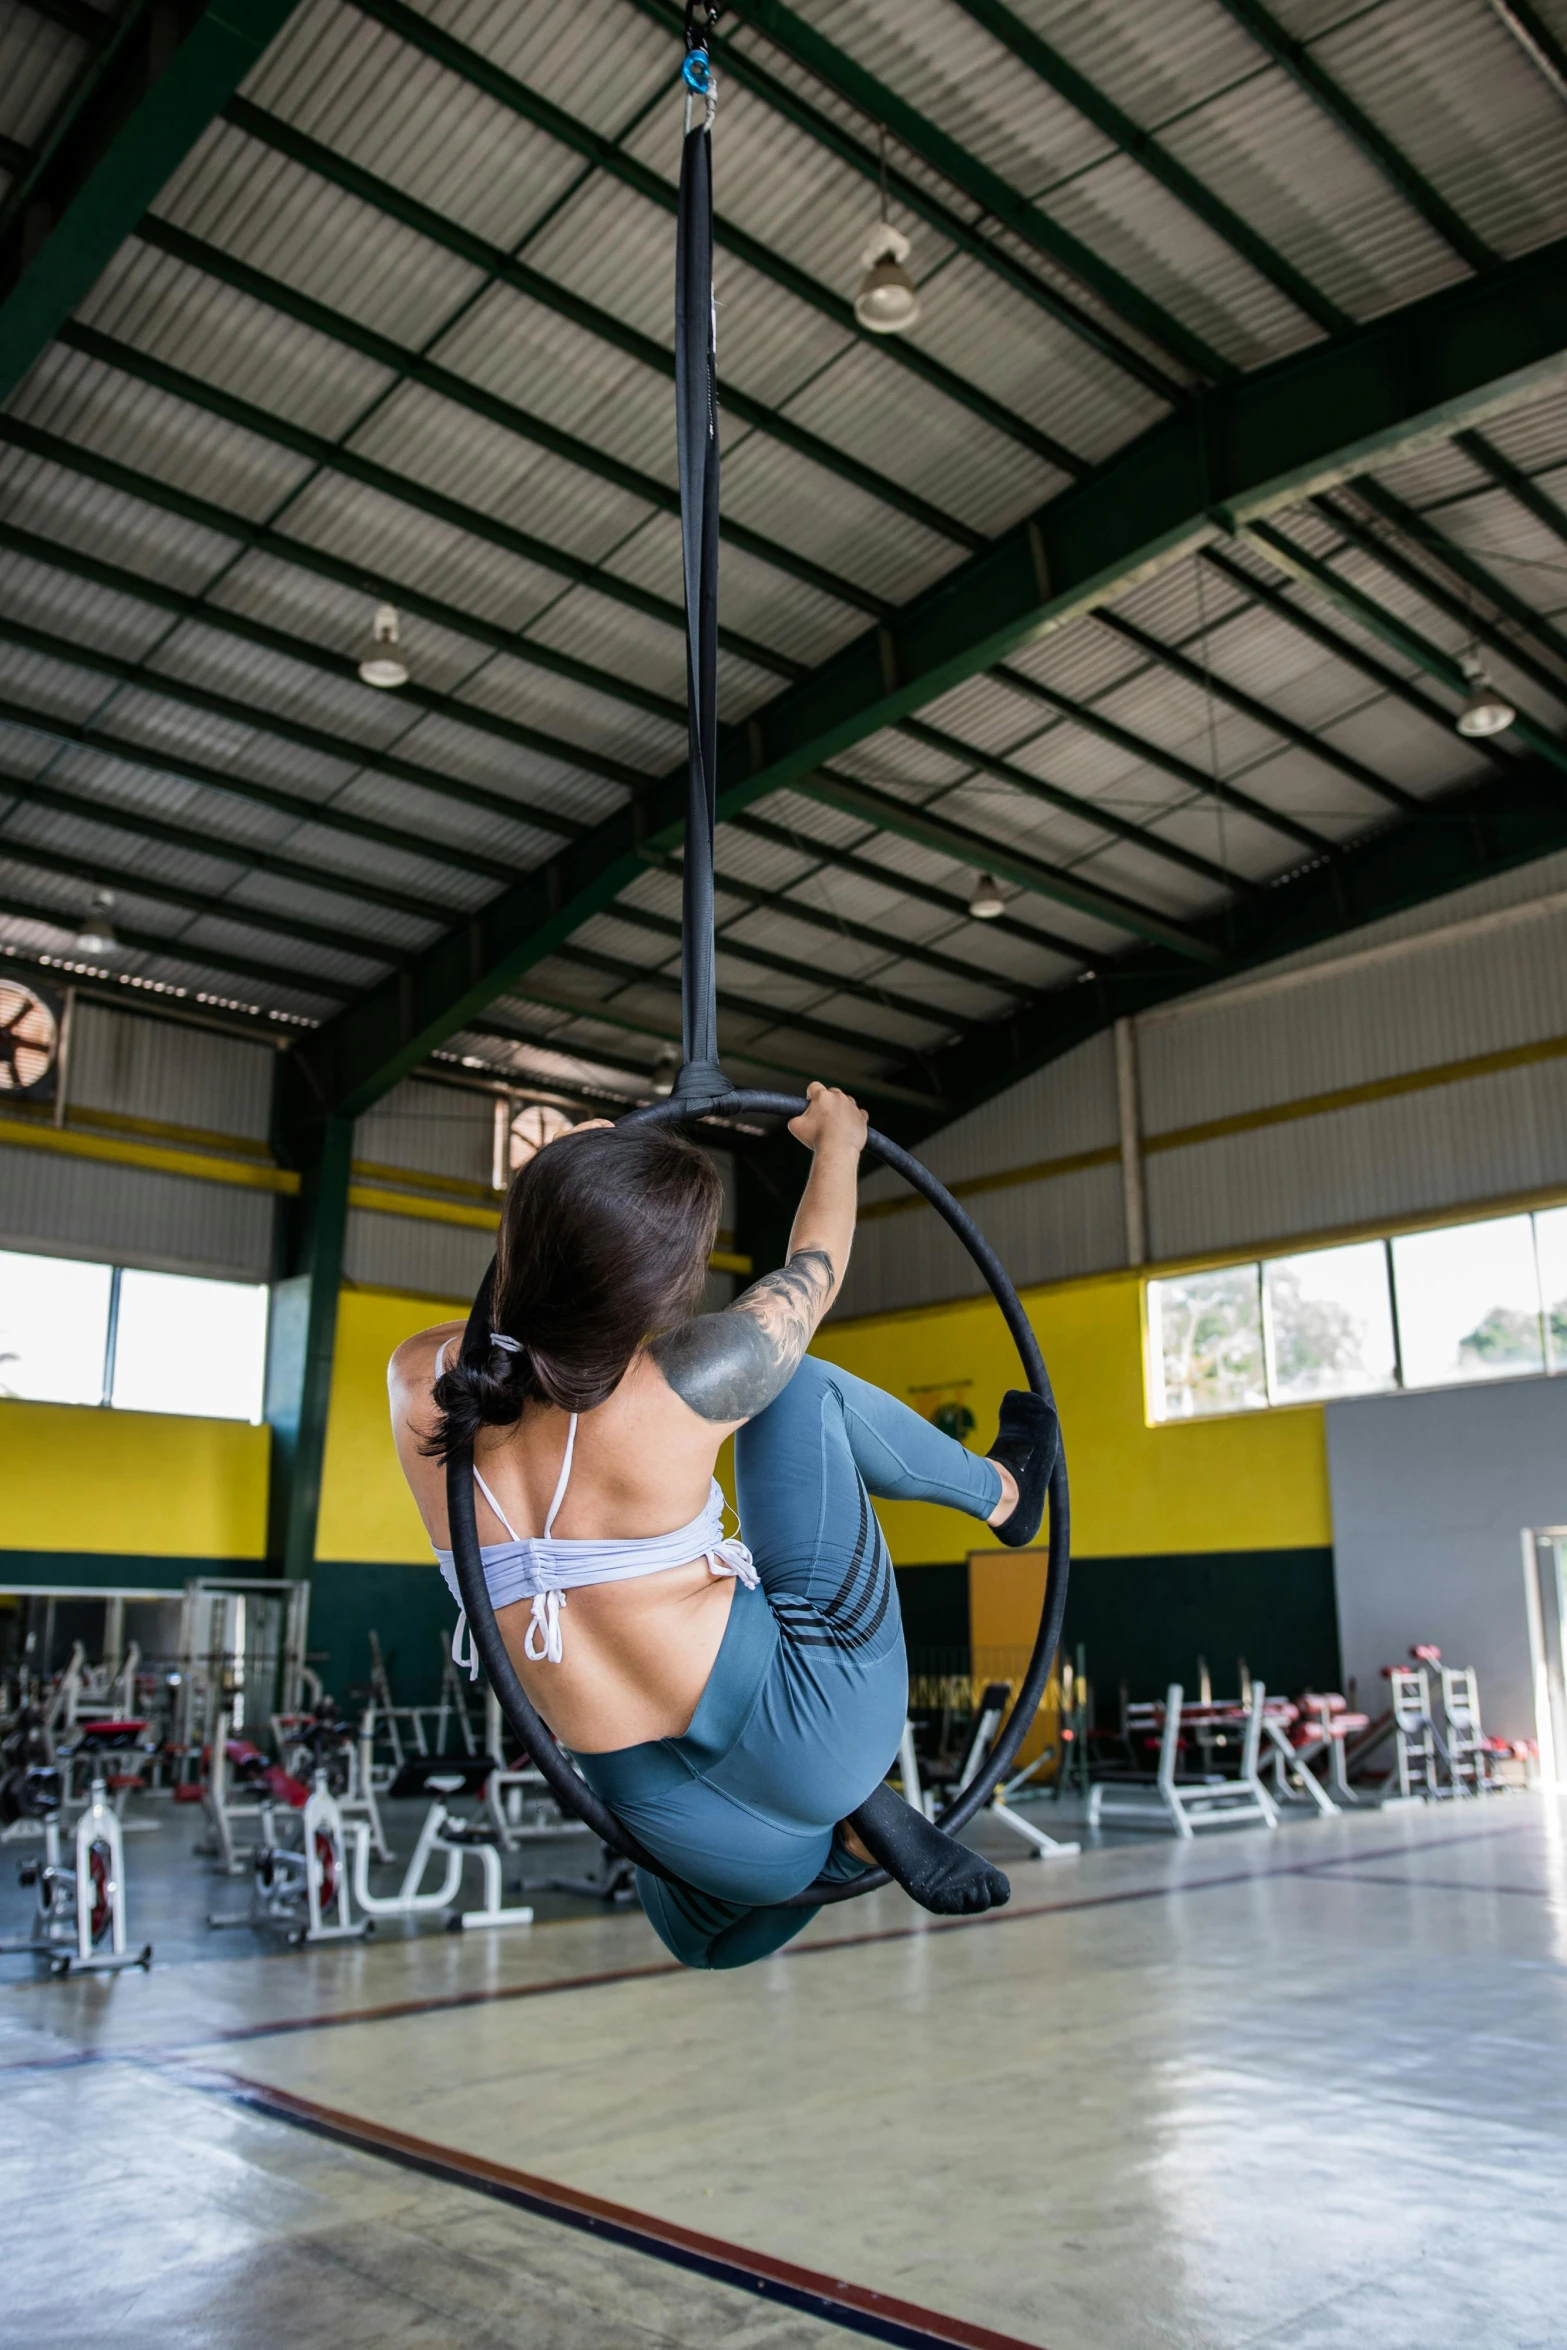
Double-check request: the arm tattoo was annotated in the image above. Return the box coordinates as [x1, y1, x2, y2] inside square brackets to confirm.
[649, 1247, 837, 1421]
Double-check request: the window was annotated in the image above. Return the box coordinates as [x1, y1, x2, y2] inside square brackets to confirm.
[110, 1270, 269, 1422]
[0, 1249, 114, 1405]
[1263, 1242, 1398, 1404]
[1148, 1207, 1567, 1422]
[1391, 1216, 1544, 1388]
[1147, 1263, 1266, 1420]
[0, 1248, 268, 1421]
[1537, 1207, 1567, 1375]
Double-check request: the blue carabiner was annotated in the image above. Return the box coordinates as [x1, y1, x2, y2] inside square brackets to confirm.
[682, 46, 711, 93]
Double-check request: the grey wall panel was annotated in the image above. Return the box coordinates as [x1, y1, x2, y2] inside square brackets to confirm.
[1327, 1378, 1567, 1741]
[1146, 1057, 1567, 1263]
[859, 1030, 1117, 1211]
[342, 1207, 494, 1303]
[0, 1143, 274, 1277]
[355, 1078, 495, 1186]
[1137, 895, 1567, 1136]
[68, 1000, 274, 1138]
[836, 1162, 1124, 1320]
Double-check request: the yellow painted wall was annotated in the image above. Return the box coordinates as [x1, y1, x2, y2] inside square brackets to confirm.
[315, 1286, 463, 1564]
[0, 1398, 268, 1556]
[812, 1264, 1331, 1563]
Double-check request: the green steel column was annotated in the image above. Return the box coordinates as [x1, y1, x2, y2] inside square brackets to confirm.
[265, 1108, 353, 1586]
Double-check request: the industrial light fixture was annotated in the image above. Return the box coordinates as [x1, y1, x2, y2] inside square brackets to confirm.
[358, 602, 410, 690]
[651, 1041, 680, 1097]
[73, 890, 118, 955]
[968, 872, 1006, 921]
[1454, 648, 1515, 739]
[854, 126, 920, 336]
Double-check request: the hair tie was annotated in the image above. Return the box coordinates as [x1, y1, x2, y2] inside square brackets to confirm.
[489, 1331, 524, 1355]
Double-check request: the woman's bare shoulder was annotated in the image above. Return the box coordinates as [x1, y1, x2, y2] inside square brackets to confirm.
[388, 1321, 465, 1414]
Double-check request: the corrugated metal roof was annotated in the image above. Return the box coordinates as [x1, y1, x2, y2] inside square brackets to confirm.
[3, 0, 1565, 1126]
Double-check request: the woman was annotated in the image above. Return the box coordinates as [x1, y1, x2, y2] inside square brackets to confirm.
[389, 1083, 1057, 1970]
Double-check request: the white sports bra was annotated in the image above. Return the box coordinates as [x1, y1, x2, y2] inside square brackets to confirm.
[430, 1340, 756, 1670]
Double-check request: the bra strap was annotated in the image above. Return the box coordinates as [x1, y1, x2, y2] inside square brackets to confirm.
[543, 1413, 578, 1537]
[472, 1465, 522, 1542]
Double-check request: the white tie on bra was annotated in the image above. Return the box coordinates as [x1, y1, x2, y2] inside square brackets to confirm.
[432, 1342, 755, 1676]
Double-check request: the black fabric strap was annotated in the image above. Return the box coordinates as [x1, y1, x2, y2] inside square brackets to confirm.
[674, 118, 725, 1108]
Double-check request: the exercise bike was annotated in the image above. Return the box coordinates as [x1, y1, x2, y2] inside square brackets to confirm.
[0, 1715, 153, 1976]
[210, 1713, 368, 1946]
[348, 1755, 533, 1933]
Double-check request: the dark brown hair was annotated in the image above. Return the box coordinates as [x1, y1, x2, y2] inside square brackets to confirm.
[426, 1124, 722, 1461]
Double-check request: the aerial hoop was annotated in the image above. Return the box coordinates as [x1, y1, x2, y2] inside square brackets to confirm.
[444, 11, 1070, 1908]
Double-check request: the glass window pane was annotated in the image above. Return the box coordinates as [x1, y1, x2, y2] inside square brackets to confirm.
[1147, 1265, 1265, 1420]
[1263, 1242, 1398, 1404]
[111, 1271, 269, 1421]
[1538, 1207, 1567, 1375]
[0, 1249, 112, 1405]
[1391, 1217, 1544, 1389]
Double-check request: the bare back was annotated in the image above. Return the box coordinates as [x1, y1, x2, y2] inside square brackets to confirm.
[390, 1329, 741, 1752]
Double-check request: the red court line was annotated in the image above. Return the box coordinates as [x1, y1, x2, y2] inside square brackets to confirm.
[198, 2067, 1051, 2350]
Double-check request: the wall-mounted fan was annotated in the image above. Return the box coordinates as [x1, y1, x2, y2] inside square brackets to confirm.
[0, 980, 61, 1097]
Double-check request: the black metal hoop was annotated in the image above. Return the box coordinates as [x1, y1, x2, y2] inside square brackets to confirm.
[447, 1087, 1070, 1908]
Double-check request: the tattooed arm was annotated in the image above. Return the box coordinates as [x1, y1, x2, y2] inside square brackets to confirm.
[650, 1083, 868, 1424]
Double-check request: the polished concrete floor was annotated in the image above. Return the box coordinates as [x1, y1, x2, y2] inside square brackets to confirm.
[2, 1797, 1564, 2349]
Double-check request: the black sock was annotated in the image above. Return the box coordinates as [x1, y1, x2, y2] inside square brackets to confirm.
[846, 1782, 1010, 1917]
[984, 1389, 1059, 1549]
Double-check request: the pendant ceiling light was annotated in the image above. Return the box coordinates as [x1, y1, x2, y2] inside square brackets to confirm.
[1454, 646, 1515, 738]
[73, 890, 118, 955]
[358, 602, 410, 690]
[854, 125, 920, 336]
[968, 872, 1006, 921]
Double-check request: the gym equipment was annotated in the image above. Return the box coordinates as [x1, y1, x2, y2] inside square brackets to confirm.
[1269, 1693, 1374, 1808]
[349, 1756, 533, 1931]
[196, 1709, 300, 1875]
[1090, 1684, 1279, 1838]
[898, 1684, 1079, 1862]
[442, 8, 1070, 1912]
[0, 1718, 152, 1975]
[1439, 1665, 1511, 1795]
[210, 1711, 367, 1943]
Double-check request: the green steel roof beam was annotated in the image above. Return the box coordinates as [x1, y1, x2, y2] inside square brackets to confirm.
[973, 668, 1333, 855]
[1455, 427, 1567, 554]
[644, 843, 1033, 1000]
[620, 0, 1181, 410]
[1214, 0, 1496, 273]
[1197, 544, 1518, 771]
[490, 978, 939, 1109]
[0, 0, 305, 406]
[1335, 477, 1567, 679]
[890, 753, 1567, 1129]
[0, 833, 409, 967]
[293, 235, 1567, 1118]
[556, 937, 948, 1069]
[795, 771, 1220, 960]
[726, 0, 1234, 382]
[0, 880, 354, 1001]
[1483, 2, 1567, 106]
[0, 473, 658, 813]
[63, 322, 890, 636]
[345, 0, 1091, 470]
[0, 763, 455, 924]
[0, 468, 664, 804]
[1243, 517, 1567, 775]
[601, 897, 955, 1034]
[220, 101, 993, 551]
[895, 712, 1250, 891]
[14, 0, 115, 41]
[0, 685, 519, 886]
[949, 0, 1350, 336]
[1092, 608, 1419, 812]
[462, 1013, 670, 1094]
[135, 226, 809, 680]
[0, 604, 616, 844]
[724, 811, 1079, 974]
